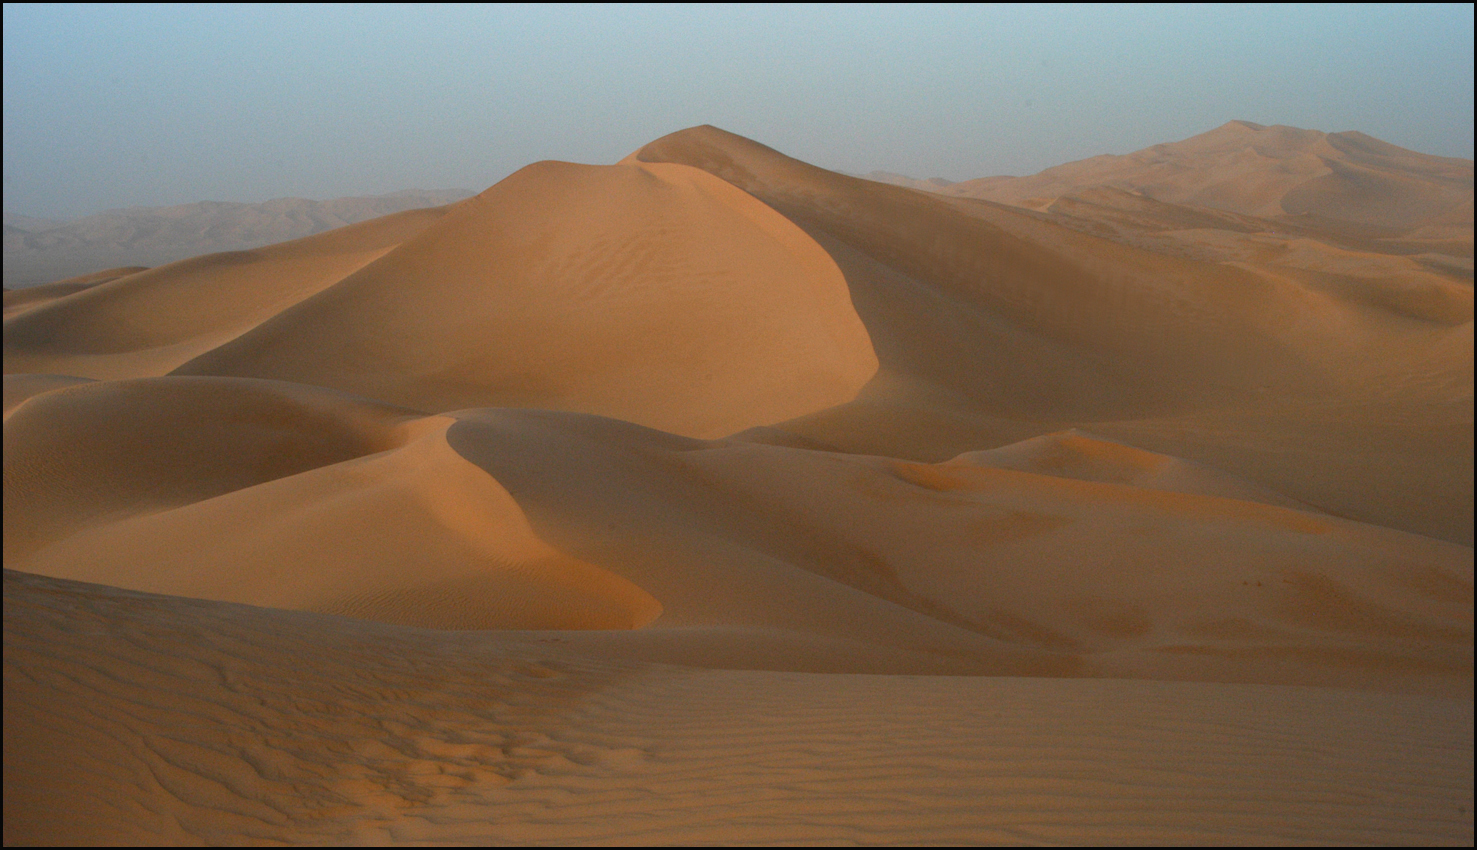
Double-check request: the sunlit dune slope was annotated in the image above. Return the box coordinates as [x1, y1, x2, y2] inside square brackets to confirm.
[2, 205, 456, 378]
[446, 408, 1473, 694]
[3, 376, 658, 630]
[173, 160, 877, 438]
[5, 377, 1468, 691]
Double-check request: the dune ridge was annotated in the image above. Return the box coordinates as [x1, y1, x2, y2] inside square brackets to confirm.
[4, 122, 1472, 845]
[170, 159, 878, 437]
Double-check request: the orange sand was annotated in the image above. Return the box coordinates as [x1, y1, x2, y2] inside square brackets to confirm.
[5, 123, 1472, 845]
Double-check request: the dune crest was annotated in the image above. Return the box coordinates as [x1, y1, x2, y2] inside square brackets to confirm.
[4, 376, 660, 630]
[4, 123, 1472, 845]
[172, 158, 877, 437]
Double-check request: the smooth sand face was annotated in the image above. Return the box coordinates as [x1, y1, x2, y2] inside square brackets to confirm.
[4, 123, 1472, 844]
[172, 159, 878, 438]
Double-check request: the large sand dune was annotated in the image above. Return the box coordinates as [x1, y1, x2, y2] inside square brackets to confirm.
[172, 160, 878, 436]
[5, 123, 1472, 844]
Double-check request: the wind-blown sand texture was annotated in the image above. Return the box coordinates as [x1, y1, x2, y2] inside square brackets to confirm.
[5, 123, 1473, 845]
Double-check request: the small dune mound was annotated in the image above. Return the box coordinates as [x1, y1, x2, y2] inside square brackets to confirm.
[950, 429, 1312, 509]
[2, 373, 95, 418]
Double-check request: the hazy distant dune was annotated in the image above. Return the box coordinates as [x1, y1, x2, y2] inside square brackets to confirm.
[3, 205, 456, 378]
[941, 120, 1473, 229]
[2, 188, 475, 288]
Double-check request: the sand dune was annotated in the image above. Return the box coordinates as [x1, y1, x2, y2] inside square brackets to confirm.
[2, 189, 474, 288]
[4, 377, 658, 631]
[1, 267, 149, 319]
[6, 379, 1469, 693]
[631, 125, 1473, 543]
[4, 123, 1472, 844]
[942, 120, 1474, 229]
[172, 159, 878, 437]
[3, 206, 456, 378]
[950, 428, 1316, 509]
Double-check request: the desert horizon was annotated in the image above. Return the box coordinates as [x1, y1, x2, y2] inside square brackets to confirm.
[5, 114, 1472, 844]
[5, 4, 1473, 846]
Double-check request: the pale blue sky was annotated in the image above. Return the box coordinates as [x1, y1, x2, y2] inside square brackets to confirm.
[4, 3, 1473, 218]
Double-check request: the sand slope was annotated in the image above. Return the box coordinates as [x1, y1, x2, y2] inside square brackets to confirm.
[4, 124, 1473, 845]
[6, 377, 1468, 694]
[173, 159, 878, 437]
[6, 570, 1471, 846]
[3, 205, 456, 379]
[4, 377, 658, 631]
[631, 125, 1473, 543]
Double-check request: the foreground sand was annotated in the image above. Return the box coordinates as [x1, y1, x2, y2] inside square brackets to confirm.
[4, 123, 1473, 844]
[7, 570, 1471, 845]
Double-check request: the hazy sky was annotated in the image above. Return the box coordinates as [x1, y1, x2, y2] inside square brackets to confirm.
[4, 3, 1473, 218]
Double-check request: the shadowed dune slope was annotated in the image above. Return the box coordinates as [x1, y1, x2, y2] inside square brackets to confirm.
[443, 408, 1473, 695]
[172, 160, 877, 438]
[631, 126, 1473, 544]
[5, 379, 1468, 691]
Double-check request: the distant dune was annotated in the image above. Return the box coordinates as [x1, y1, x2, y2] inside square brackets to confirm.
[883, 120, 1474, 229]
[2, 188, 475, 288]
[5, 123, 1472, 845]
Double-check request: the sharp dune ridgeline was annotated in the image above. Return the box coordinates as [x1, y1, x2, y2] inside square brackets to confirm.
[4, 123, 1473, 845]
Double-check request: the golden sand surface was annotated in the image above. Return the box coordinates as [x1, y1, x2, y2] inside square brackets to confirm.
[4, 123, 1472, 845]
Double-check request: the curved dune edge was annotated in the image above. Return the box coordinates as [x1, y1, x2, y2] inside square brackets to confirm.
[4, 376, 661, 631]
[1, 373, 1468, 690]
[5, 569, 1471, 846]
[2, 372, 96, 418]
[629, 126, 1472, 544]
[444, 408, 1472, 696]
[172, 159, 878, 438]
